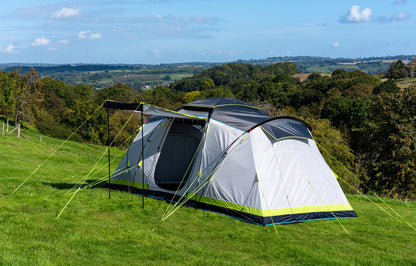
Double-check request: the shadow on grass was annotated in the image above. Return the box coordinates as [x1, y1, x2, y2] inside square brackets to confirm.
[45, 180, 107, 190]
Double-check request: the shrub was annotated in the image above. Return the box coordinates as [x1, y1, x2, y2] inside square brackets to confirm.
[36, 121, 84, 142]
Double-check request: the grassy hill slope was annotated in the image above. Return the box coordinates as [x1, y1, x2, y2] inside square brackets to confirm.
[1, 127, 416, 265]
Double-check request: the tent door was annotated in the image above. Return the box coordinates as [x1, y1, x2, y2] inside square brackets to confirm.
[154, 118, 205, 191]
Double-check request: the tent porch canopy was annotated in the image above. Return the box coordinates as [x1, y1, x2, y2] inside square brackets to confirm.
[103, 100, 207, 121]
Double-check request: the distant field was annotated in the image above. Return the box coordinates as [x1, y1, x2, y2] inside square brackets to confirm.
[48, 70, 195, 91]
[293, 73, 310, 82]
[395, 77, 416, 88]
[1, 126, 415, 264]
[306, 65, 358, 73]
[0, 64, 213, 91]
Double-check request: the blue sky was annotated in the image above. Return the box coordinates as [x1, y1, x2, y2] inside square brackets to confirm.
[0, 0, 414, 64]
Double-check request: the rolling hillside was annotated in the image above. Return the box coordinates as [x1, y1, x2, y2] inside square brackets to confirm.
[1, 55, 413, 91]
[1, 126, 415, 264]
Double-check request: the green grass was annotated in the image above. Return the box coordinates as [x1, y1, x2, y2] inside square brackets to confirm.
[306, 65, 358, 73]
[395, 77, 416, 82]
[1, 127, 416, 264]
[48, 68, 196, 90]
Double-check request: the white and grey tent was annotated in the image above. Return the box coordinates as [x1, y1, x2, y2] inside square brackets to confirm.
[104, 97, 357, 225]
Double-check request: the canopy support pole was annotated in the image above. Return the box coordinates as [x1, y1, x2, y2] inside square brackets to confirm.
[141, 109, 145, 209]
[107, 107, 111, 199]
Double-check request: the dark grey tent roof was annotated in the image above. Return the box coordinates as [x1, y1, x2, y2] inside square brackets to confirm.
[182, 98, 312, 136]
[184, 97, 258, 108]
[182, 97, 270, 131]
[259, 117, 313, 140]
[209, 105, 270, 131]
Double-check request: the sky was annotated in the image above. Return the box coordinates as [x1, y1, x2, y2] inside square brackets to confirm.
[0, 0, 415, 64]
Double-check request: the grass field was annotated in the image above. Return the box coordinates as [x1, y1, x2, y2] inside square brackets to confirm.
[1, 126, 416, 265]
[48, 68, 195, 91]
[395, 77, 416, 88]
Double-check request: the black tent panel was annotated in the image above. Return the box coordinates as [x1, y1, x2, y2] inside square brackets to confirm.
[260, 118, 313, 140]
[184, 97, 258, 108]
[154, 119, 204, 191]
[211, 105, 271, 131]
[103, 100, 143, 111]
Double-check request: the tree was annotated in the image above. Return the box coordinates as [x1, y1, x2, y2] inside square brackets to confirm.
[96, 83, 137, 104]
[388, 60, 408, 79]
[265, 62, 298, 76]
[10, 68, 43, 127]
[358, 86, 416, 199]
[0, 72, 17, 129]
[307, 73, 322, 81]
[203, 87, 234, 99]
[373, 79, 400, 94]
[407, 58, 416, 78]
[139, 86, 181, 110]
[342, 83, 374, 98]
[332, 69, 349, 78]
[182, 91, 202, 103]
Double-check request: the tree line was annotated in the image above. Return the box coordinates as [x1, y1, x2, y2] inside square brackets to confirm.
[1, 61, 415, 199]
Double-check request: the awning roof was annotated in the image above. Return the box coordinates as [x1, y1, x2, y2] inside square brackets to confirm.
[103, 100, 206, 120]
[143, 105, 206, 120]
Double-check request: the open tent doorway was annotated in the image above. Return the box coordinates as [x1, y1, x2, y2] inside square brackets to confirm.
[154, 118, 205, 191]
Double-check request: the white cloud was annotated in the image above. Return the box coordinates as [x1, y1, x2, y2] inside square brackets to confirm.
[77, 31, 103, 40]
[1, 44, 16, 54]
[58, 39, 69, 44]
[153, 49, 161, 58]
[332, 42, 340, 48]
[394, 0, 406, 5]
[32, 37, 51, 46]
[145, 49, 161, 58]
[340, 5, 373, 23]
[51, 7, 81, 19]
[88, 33, 102, 40]
[182, 16, 220, 25]
[5, 44, 15, 53]
[392, 12, 410, 21]
[377, 11, 410, 22]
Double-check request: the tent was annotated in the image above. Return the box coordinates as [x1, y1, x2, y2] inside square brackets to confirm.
[104, 97, 357, 225]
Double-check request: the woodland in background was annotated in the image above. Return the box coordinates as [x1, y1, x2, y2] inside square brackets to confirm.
[1, 60, 415, 200]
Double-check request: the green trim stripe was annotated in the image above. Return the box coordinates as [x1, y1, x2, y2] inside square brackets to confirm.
[188, 194, 353, 217]
[145, 103, 207, 120]
[111, 179, 148, 190]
